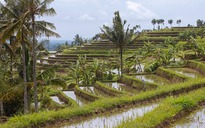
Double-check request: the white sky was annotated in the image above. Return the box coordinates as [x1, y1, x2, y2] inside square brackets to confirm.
[1, 0, 205, 40]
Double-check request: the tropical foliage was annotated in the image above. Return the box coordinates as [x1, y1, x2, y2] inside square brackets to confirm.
[101, 11, 139, 76]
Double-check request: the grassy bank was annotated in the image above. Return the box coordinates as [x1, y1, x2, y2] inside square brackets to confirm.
[1, 78, 205, 128]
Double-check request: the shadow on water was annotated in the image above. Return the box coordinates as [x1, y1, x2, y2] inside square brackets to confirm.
[48, 103, 158, 128]
[173, 106, 205, 128]
[135, 74, 171, 85]
[63, 91, 89, 106]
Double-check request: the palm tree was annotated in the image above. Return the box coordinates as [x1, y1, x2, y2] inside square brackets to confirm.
[160, 19, 165, 29]
[177, 19, 181, 27]
[168, 19, 173, 28]
[156, 19, 161, 30]
[0, 0, 60, 113]
[101, 11, 138, 77]
[0, 0, 32, 114]
[26, 0, 60, 113]
[151, 19, 157, 30]
[72, 34, 84, 46]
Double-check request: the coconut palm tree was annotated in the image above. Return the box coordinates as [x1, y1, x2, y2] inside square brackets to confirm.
[72, 34, 84, 46]
[151, 19, 157, 30]
[0, 0, 32, 114]
[177, 19, 181, 27]
[0, 0, 60, 113]
[101, 11, 138, 77]
[25, 0, 60, 113]
[168, 19, 173, 28]
[156, 19, 161, 30]
[160, 19, 165, 29]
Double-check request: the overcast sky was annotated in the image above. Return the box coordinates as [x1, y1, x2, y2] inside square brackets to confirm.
[1, 0, 205, 40]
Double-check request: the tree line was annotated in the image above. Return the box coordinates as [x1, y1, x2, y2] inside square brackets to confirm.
[151, 19, 182, 30]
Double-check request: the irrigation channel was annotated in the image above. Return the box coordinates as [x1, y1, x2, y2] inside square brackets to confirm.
[172, 105, 205, 128]
[168, 68, 204, 78]
[46, 103, 158, 128]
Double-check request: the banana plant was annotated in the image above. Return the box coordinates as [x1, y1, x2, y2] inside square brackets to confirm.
[37, 65, 66, 104]
[68, 60, 82, 85]
[189, 37, 205, 58]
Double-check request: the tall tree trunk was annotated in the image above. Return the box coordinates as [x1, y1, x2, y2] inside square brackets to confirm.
[10, 37, 13, 81]
[0, 99, 4, 116]
[32, 10, 38, 113]
[22, 31, 28, 114]
[10, 55, 13, 80]
[120, 47, 123, 77]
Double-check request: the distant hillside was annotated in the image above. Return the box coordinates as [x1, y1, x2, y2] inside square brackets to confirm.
[45, 39, 72, 51]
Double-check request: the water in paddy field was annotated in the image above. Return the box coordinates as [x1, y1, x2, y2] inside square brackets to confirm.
[50, 96, 64, 105]
[79, 86, 111, 97]
[135, 74, 171, 85]
[50, 103, 158, 128]
[111, 64, 145, 74]
[171, 68, 203, 78]
[173, 106, 205, 128]
[104, 82, 139, 93]
[63, 91, 89, 106]
[79, 86, 95, 94]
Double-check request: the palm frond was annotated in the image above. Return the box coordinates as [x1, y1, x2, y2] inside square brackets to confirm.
[37, 65, 57, 82]
[49, 78, 66, 88]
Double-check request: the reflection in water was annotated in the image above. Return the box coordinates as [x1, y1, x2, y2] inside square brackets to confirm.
[62, 104, 158, 128]
[104, 82, 139, 94]
[135, 74, 171, 85]
[79, 86, 110, 97]
[170, 68, 203, 78]
[174, 107, 205, 128]
[136, 75, 154, 83]
[111, 64, 145, 74]
[175, 71, 196, 78]
[105, 82, 125, 91]
[50, 96, 64, 105]
[63, 91, 89, 106]
[80, 86, 95, 93]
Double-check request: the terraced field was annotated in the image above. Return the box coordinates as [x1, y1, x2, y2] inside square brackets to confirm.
[1, 28, 205, 128]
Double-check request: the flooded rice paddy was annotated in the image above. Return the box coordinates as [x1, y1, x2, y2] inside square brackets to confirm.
[104, 82, 139, 93]
[134, 74, 171, 85]
[50, 96, 64, 105]
[79, 86, 111, 97]
[63, 91, 89, 106]
[48, 103, 158, 128]
[169, 68, 203, 78]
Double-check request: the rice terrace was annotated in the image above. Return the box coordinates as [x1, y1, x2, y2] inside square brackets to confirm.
[0, 0, 205, 128]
